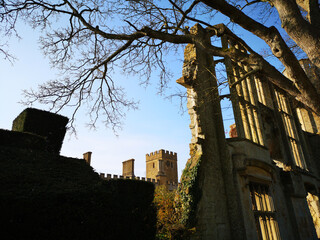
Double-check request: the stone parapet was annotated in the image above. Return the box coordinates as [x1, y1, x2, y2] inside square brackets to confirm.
[98, 172, 179, 189]
[99, 173, 158, 183]
[146, 149, 177, 162]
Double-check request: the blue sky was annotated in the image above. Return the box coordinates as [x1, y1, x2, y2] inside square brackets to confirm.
[0, 22, 192, 178]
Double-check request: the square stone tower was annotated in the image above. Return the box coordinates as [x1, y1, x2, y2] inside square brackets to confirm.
[146, 149, 178, 185]
[122, 159, 135, 178]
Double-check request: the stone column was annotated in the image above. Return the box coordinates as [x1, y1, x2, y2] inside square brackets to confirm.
[177, 24, 245, 240]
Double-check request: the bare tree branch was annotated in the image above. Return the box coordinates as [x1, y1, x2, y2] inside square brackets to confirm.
[1, 0, 320, 130]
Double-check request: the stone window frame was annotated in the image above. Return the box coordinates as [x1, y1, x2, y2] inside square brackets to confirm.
[249, 182, 281, 240]
[274, 88, 307, 170]
[254, 76, 274, 110]
[221, 36, 265, 146]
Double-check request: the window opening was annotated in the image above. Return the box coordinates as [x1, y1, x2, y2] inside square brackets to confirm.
[221, 96, 236, 138]
[254, 76, 274, 109]
[216, 57, 236, 138]
[220, 36, 265, 145]
[250, 182, 281, 240]
[274, 89, 307, 169]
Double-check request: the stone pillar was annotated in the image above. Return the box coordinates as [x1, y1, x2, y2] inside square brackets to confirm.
[83, 152, 92, 165]
[177, 24, 245, 239]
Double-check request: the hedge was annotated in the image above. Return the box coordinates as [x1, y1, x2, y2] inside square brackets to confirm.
[0, 146, 156, 240]
[0, 128, 47, 151]
[0, 181, 156, 240]
[12, 108, 69, 153]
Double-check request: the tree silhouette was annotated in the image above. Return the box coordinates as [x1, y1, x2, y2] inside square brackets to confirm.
[1, 0, 320, 129]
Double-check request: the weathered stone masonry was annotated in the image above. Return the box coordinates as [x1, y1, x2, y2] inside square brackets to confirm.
[177, 23, 320, 240]
[177, 24, 246, 240]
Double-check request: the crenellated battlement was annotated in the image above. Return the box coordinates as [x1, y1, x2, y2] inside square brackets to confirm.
[99, 173, 158, 183]
[146, 149, 177, 162]
[99, 172, 179, 189]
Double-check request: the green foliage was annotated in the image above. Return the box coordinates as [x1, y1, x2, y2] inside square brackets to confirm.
[153, 145, 202, 240]
[0, 146, 156, 240]
[154, 185, 177, 238]
[12, 108, 69, 153]
[177, 145, 202, 228]
[154, 185, 195, 240]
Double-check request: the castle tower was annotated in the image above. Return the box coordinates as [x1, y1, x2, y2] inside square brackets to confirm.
[146, 149, 178, 185]
[122, 159, 135, 178]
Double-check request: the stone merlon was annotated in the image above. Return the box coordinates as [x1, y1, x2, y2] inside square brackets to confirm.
[145, 149, 177, 162]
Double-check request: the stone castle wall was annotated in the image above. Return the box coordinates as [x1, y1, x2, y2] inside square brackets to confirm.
[98, 173, 178, 191]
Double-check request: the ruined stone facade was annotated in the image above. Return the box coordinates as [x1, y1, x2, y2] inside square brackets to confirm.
[177, 24, 320, 240]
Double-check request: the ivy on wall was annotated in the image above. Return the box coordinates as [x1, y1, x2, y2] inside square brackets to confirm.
[177, 143, 202, 229]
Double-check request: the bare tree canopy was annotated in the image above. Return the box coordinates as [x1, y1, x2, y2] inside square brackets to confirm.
[1, 0, 320, 129]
